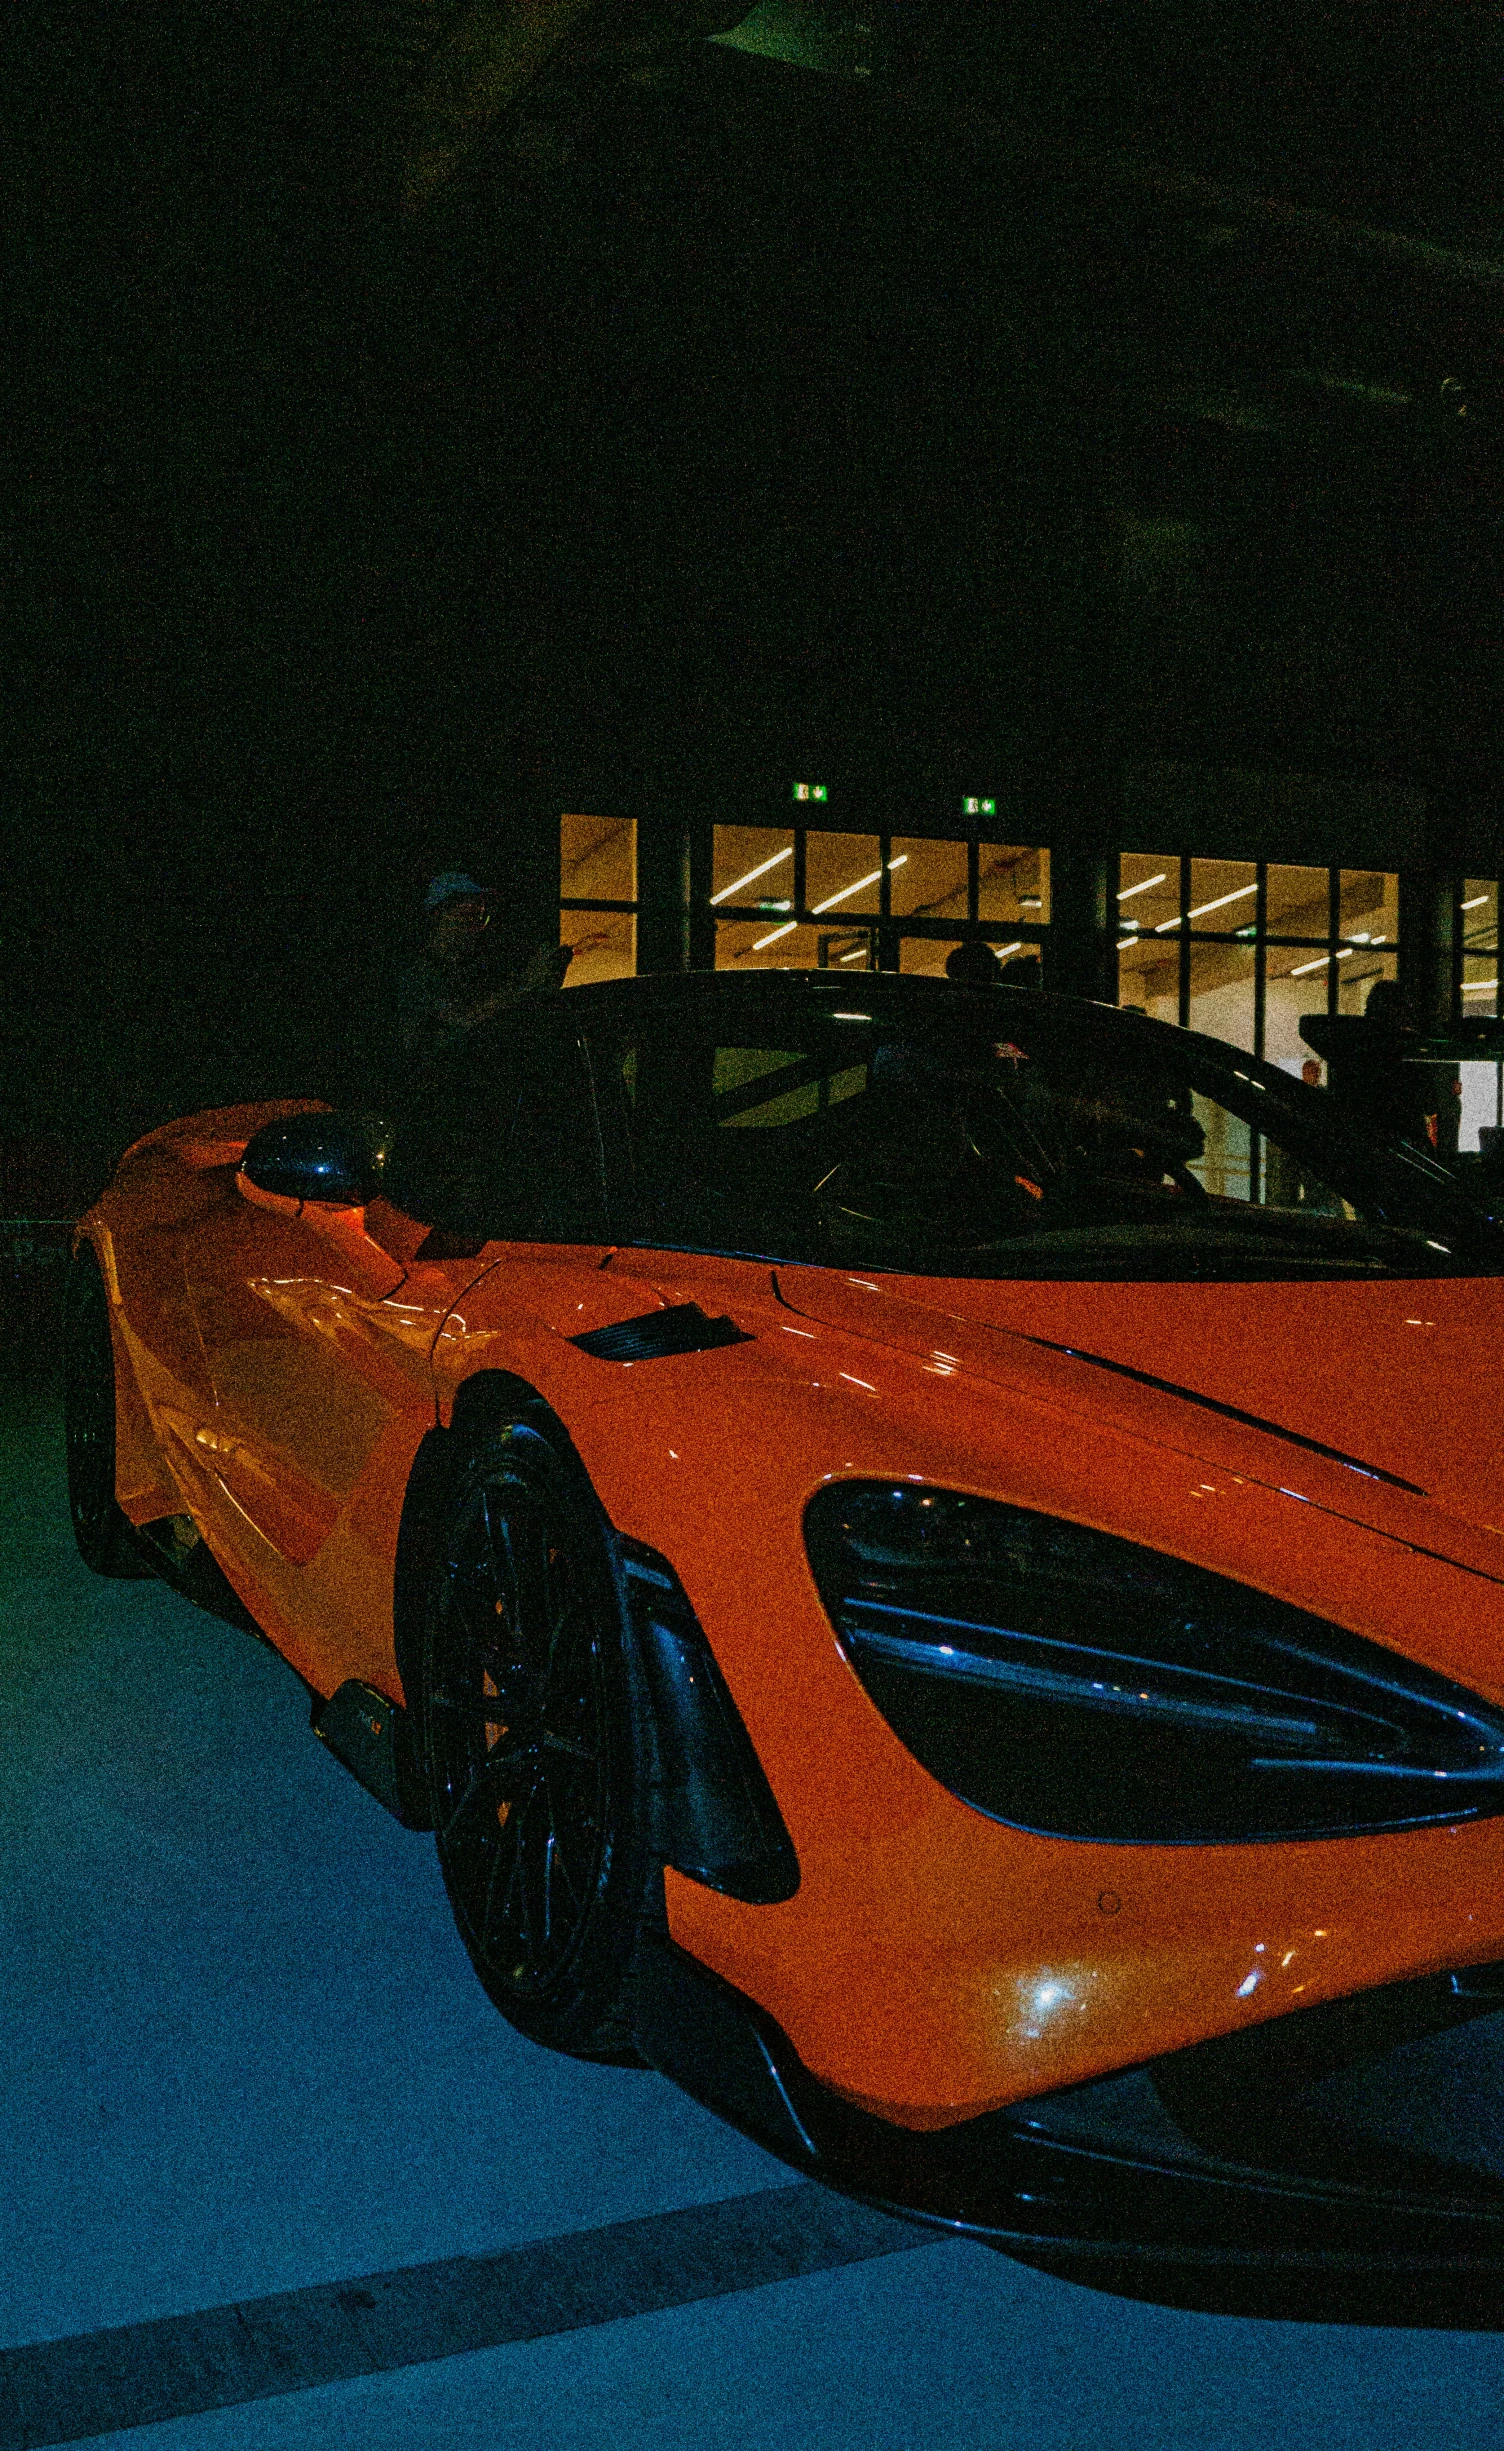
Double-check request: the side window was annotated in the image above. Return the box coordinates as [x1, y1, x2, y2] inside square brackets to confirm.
[593, 1028, 875, 1252]
[385, 1024, 605, 1243]
[711, 1046, 867, 1129]
[505, 1037, 606, 1240]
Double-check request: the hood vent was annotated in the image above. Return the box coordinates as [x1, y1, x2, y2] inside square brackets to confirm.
[571, 1303, 753, 1363]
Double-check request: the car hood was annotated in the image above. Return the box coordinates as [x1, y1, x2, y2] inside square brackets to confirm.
[772, 1265, 1504, 1581]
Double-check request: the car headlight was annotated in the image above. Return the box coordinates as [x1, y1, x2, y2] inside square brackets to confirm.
[804, 1484, 1504, 1844]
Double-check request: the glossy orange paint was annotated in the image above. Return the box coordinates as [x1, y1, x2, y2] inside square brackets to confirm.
[79, 1110, 1504, 2133]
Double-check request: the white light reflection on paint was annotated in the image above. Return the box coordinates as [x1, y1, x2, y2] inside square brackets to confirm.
[1013, 1969, 1090, 2041]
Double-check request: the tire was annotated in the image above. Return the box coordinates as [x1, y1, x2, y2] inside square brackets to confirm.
[416, 1405, 659, 2058]
[63, 1246, 153, 1579]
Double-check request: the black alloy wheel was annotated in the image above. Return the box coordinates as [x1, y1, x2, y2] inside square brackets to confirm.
[418, 1407, 658, 2058]
[63, 1245, 153, 1578]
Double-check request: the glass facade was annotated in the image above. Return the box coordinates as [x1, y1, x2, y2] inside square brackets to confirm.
[555, 821, 1504, 1147]
[1118, 855, 1401, 1082]
[560, 815, 637, 986]
[1459, 876, 1503, 1151]
[977, 844, 1050, 926]
[1461, 878, 1500, 1019]
[710, 822, 1048, 976]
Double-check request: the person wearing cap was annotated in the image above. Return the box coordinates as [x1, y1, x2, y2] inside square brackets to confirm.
[397, 872, 571, 1072]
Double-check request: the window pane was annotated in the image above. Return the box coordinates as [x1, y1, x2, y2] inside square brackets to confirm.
[977, 844, 1049, 923]
[386, 1024, 604, 1242]
[1459, 1061, 1502, 1152]
[1187, 859, 1256, 932]
[899, 938, 957, 976]
[711, 825, 795, 908]
[901, 937, 1037, 978]
[713, 1046, 820, 1128]
[1115, 855, 1178, 973]
[889, 837, 969, 920]
[1265, 864, 1330, 939]
[1188, 1092, 1252, 1200]
[561, 909, 636, 985]
[1264, 958, 1327, 1076]
[1117, 929, 1179, 1023]
[561, 814, 636, 904]
[818, 926, 875, 971]
[1339, 869, 1398, 949]
[1337, 947, 1397, 1014]
[716, 917, 819, 970]
[806, 832, 882, 918]
[1462, 953, 1500, 1019]
[1462, 878, 1499, 1020]
[1462, 881, 1499, 1000]
[1187, 942, 1255, 1053]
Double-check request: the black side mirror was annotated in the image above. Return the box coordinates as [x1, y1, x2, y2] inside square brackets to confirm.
[240, 1111, 392, 1208]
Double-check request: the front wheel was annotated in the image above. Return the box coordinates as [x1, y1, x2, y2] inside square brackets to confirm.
[416, 1407, 658, 2058]
[63, 1246, 153, 1578]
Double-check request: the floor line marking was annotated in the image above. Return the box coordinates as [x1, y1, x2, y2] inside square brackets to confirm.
[0, 2183, 935, 2448]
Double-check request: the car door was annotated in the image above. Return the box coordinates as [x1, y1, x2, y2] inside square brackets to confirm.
[177, 1174, 438, 1565]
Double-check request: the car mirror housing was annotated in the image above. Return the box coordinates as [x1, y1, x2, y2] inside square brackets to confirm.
[239, 1112, 391, 1209]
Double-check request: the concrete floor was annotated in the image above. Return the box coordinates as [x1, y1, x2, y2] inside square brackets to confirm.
[6, 1356, 1504, 2448]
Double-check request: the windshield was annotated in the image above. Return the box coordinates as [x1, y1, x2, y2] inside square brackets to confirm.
[590, 991, 1504, 1281]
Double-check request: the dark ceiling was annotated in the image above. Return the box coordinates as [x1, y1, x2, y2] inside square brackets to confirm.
[7, 2, 1503, 1151]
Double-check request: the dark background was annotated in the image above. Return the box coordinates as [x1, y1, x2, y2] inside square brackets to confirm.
[9, 1, 1504, 1182]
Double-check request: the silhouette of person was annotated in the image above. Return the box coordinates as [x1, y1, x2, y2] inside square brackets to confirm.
[397, 872, 570, 1073]
[944, 942, 1004, 986]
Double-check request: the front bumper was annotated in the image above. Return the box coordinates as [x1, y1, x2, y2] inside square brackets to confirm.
[632, 1938, 1504, 2323]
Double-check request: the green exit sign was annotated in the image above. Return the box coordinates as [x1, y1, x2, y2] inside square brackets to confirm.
[963, 797, 996, 818]
[792, 782, 828, 802]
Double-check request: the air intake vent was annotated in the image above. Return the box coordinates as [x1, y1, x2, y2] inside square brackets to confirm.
[571, 1304, 753, 1363]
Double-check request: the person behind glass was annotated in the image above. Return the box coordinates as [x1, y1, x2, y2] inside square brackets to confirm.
[1331, 977, 1440, 1153]
[944, 941, 1004, 986]
[943, 943, 1043, 989]
[398, 872, 571, 1074]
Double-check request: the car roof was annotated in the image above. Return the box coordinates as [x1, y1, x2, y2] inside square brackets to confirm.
[553, 969, 1175, 1051]
[558, 971, 1126, 1023]
[546, 970, 1334, 1104]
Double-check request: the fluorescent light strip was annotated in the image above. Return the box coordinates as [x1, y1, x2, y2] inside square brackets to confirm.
[810, 855, 907, 917]
[751, 920, 798, 951]
[1287, 949, 1357, 976]
[711, 847, 793, 905]
[994, 942, 1024, 960]
[1117, 872, 1167, 902]
[1463, 979, 1499, 993]
[1155, 882, 1258, 933]
[1462, 894, 1490, 911]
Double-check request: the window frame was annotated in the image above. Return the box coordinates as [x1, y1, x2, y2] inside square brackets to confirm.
[1117, 858, 1402, 1049]
[704, 820, 1050, 978]
[559, 813, 639, 989]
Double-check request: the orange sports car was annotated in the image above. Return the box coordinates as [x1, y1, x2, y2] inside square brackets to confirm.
[65, 973, 1504, 2321]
